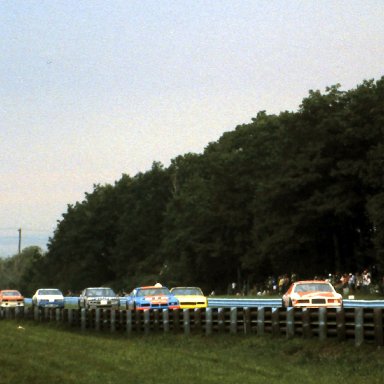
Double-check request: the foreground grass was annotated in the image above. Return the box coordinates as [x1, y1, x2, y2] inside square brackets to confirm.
[0, 320, 383, 384]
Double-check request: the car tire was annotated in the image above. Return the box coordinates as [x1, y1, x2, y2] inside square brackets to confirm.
[288, 298, 293, 307]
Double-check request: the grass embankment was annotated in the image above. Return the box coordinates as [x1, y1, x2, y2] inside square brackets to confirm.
[1, 320, 383, 384]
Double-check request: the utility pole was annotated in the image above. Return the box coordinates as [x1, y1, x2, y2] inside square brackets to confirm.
[18, 228, 21, 254]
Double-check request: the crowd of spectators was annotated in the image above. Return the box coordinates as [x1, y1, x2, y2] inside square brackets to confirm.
[245, 267, 384, 297]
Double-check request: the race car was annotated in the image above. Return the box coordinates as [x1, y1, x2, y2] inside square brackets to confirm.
[126, 285, 179, 310]
[32, 288, 65, 309]
[170, 287, 207, 309]
[282, 280, 343, 308]
[78, 287, 120, 309]
[0, 289, 24, 308]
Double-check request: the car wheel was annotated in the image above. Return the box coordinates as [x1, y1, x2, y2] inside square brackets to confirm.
[288, 298, 293, 307]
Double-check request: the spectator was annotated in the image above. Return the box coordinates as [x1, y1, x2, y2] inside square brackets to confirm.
[362, 269, 371, 294]
[348, 273, 356, 292]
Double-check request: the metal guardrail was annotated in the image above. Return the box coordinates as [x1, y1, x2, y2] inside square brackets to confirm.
[207, 298, 384, 308]
[23, 297, 384, 308]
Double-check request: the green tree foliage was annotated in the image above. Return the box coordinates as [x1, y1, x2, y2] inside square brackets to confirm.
[0, 246, 45, 296]
[19, 77, 384, 293]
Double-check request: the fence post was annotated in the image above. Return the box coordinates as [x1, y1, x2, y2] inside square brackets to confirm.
[218, 308, 225, 333]
[135, 310, 142, 333]
[302, 308, 311, 338]
[111, 309, 116, 333]
[243, 307, 251, 334]
[95, 308, 101, 331]
[81, 308, 86, 331]
[272, 307, 280, 336]
[126, 309, 132, 334]
[194, 308, 202, 333]
[205, 307, 212, 335]
[163, 309, 169, 333]
[67, 308, 73, 326]
[336, 307, 345, 341]
[34, 306, 39, 321]
[153, 309, 160, 332]
[257, 307, 265, 336]
[373, 308, 383, 346]
[172, 310, 180, 333]
[55, 308, 61, 322]
[355, 307, 364, 347]
[15, 307, 22, 320]
[318, 307, 327, 341]
[230, 307, 237, 334]
[49, 308, 55, 322]
[183, 309, 190, 335]
[286, 307, 294, 339]
[143, 310, 150, 334]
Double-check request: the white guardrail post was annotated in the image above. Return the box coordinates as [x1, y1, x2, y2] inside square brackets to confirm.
[286, 307, 294, 339]
[162, 309, 169, 333]
[230, 307, 237, 334]
[143, 309, 150, 334]
[243, 307, 251, 334]
[126, 309, 132, 334]
[355, 307, 364, 347]
[205, 307, 212, 335]
[95, 308, 101, 331]
[318, 307, 327, 341]
[81, 308, 86, 331]
[183, 309, 190, 335]
[111, 309, 116, 333]
[257, 307, 265, 336]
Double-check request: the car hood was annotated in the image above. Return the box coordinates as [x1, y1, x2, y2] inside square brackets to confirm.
[174, 295, 206, 302]
[139, 295, 172, 301]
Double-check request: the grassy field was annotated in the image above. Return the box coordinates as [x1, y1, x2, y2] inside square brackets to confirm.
[0, 320, 383, 384]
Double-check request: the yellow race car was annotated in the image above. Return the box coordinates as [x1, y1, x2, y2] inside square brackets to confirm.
[170, 287, 207, 309]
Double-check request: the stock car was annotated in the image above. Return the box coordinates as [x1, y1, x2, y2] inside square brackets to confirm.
[170, 287, 207, 309]
[0, 289, 24, 308]
[282, 280, 343, 308]
[126, 285, 180, 310]
[78, 287, 120, 309]
[32, 288, 65, 309]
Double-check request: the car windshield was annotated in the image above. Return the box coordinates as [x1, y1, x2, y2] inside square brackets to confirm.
[39, 289, 62, 295]
[3, 291, 21, 297]
[86, 288, 116, 297]
[172, 288, 203, 296]
[137, 288, 170, 297]
[294, 283, 333, 293]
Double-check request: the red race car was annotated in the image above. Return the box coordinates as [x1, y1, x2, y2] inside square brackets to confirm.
[282, 280, 342, 308]
[0, 289, 25, 308]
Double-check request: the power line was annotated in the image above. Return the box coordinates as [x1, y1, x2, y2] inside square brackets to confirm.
[0, 227, 53, 233]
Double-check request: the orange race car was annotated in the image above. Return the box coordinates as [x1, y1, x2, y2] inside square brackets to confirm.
[0, 289, 25, 308]
[282, 280, 342, 308]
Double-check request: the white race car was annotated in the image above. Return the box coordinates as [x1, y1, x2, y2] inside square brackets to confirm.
[32, 288, 65, 309]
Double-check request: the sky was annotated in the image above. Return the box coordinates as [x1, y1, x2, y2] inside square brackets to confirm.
[1, 0, 384, 257]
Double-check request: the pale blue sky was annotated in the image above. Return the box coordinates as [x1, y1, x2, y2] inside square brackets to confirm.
[1, 0, 383, 256]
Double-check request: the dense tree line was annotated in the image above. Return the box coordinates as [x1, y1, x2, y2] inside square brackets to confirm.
[2, 78, 384, 295]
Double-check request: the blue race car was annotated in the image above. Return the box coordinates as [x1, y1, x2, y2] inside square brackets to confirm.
[126, 285, 179, 310]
